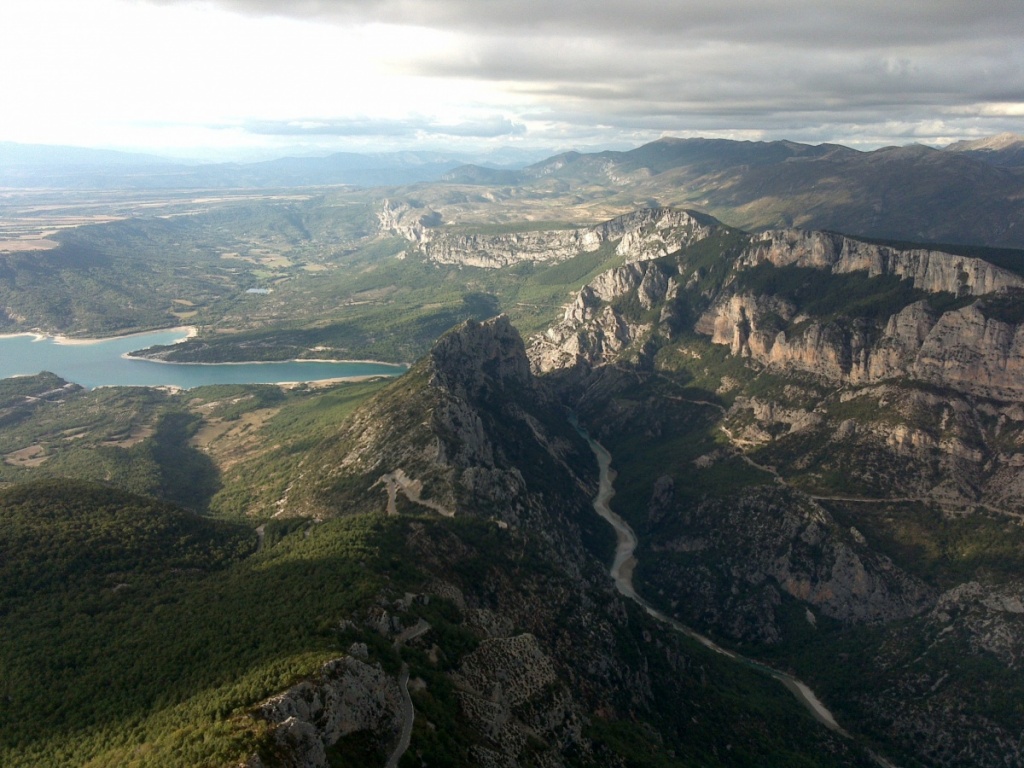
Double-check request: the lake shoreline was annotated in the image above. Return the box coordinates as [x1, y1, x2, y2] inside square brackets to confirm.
[92, 373, 395, 394]
[1, 327, 409, 370]
[124, 352, 409, 369]
[0, 327, 407, 390]
[0, 325, 198, 346]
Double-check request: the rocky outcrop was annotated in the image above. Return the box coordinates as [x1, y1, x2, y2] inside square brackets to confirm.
[530, 261, 677, 372]
[525, 212, 1024, 401]
[908, 302, 1024, 398]
[428, 314, 535, 399]
[249, 655, 404, 768]
[742, 229, 1024, 296]
[380, 207, 717, 268]
[693, 293, 798, 359]
[377, 199, 442, 243]
[697, 296, 1024, 398]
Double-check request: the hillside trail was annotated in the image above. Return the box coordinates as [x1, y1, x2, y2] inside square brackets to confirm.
[577, 424, 899, 768]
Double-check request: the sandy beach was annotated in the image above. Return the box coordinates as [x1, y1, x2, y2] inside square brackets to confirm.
[0, 326, 197, 345]
[51, 326, 197, 346]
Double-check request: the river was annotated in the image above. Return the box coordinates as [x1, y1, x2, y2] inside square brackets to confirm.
[0, 328, 406, 389]
[579, 426, 898, 767]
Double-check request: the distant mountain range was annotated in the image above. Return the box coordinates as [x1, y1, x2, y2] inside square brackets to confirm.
[5, 133, 1022, 189]
[4, 134, 1024, 247]
[0, 143, 543, 189]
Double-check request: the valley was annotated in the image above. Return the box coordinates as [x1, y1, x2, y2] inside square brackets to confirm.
[3, 134, 1024, 767]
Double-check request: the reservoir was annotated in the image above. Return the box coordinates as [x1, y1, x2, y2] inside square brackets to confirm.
[0, 328, 406, 389]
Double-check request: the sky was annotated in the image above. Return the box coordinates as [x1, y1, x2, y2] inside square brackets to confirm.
[1, 0, 1022, 160]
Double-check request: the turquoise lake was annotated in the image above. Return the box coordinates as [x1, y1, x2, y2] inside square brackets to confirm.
[0, 329, 406, 389]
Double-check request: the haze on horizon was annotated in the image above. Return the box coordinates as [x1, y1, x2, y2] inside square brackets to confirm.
[1, 0, 1021, 161]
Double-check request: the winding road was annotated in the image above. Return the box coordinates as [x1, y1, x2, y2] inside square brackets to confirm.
[384, 619, 431, 768]
[582, 429, 899, 767]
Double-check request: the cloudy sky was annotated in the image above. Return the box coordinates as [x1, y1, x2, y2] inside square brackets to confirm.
[2, 0, 1021, 159]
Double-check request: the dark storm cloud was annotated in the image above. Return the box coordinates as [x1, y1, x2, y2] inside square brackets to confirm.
[147, 0, 1024, 145]
[150, 0, 1022, 47]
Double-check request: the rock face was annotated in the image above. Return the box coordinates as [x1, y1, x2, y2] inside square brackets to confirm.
[696, 295, 1024, 399]
[528, 210, 1024, 403]
[427, 314, 535, 400]
[377, 199, 442, 242]
[531, 260, 678, 373]
[742, 229, 1024, 297]
[693, 232, 1024, 394]
[526, 210, 1024, 400]
[703, 250, 1024, 398]
[250, 656, 404, 768]
[379, 206, 718, 268]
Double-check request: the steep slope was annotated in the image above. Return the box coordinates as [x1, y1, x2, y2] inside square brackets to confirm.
[276, 314, 590, 524]
[242, 316, 877, 767]
[530, 213, 1024, 767]
[533, 218, 1024, 399]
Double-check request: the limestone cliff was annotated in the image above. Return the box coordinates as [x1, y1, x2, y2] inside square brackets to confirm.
[526, 209, 1024, 399]
[696, 295, 1024, 399]
[379, 206, 718, 268]
[377, 198, 442, 243]
[531, 260, 678, 372]
[527, 211, 1024, 510]
[742, 228, 1024, 296]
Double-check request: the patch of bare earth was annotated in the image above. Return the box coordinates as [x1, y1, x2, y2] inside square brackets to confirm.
[4, 444, 50, 467]
[102, 425, 154, 448]
[189, 407, 280, 470]
[0, 237, 59, 252]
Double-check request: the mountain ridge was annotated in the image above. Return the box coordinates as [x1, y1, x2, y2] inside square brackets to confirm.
[439, 135, 1024, 248]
